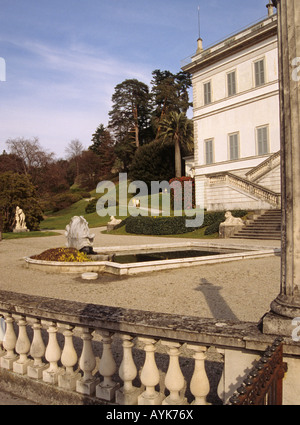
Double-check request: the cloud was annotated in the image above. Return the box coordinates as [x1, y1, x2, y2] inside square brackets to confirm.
[5, 37, 153, 101]
[0, 36, 154, 157]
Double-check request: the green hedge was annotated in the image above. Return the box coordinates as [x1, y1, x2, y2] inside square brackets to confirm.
[125, 216, 196, 235]
[124, 210, 249, 236]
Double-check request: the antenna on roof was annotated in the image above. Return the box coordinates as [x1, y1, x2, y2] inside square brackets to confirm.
[196, 5, 203, 53]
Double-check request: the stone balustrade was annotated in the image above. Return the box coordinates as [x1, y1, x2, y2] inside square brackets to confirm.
[208, 172, 281, 208]
[0, 290, 292, 405]
[245, 151, 281, 183]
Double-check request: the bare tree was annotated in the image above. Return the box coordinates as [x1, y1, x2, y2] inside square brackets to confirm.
[6, 137, 54, 175]
[65, 139, 84, 159]
[65, 139, 84, 178]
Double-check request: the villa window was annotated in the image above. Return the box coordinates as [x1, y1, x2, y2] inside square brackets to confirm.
[254, 59, 265, 87]
[227, 71, 236, 96]
[257, 125, 269, 155]
[229, 133, 239, 160]
[205, 139, 214, 164]
[204, 81, 212, 105]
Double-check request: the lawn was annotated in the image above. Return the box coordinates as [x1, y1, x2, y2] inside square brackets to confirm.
[40, 198, 111, 230]
[37, 183, 219, 239]
[2, 231, 61, 240]
[40, 183, 169, 231]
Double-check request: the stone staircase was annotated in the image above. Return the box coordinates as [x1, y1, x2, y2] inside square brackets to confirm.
[231, 209, 282, 240]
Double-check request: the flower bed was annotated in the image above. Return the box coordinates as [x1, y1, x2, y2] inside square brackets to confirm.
[30, 247, 92, 262]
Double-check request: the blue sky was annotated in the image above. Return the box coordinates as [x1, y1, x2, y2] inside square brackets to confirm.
[0, 0, 274, 159]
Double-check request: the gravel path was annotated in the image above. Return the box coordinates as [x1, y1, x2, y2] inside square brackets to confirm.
[0, 229, 281, 323]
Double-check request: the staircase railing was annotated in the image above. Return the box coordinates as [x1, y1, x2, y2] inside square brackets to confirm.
[245, 151, 280, 183]
[208, 172, 281, 208]
[229, 338, 287, 405]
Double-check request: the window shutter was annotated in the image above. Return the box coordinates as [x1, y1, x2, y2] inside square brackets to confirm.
[205, 140, 213, 164]
[255, 60, 265, 86]
[257, 127, 268, 155]
[204, 82, 211, 105]
[229, 134, 239, 160]
[228, 72, 236, 96]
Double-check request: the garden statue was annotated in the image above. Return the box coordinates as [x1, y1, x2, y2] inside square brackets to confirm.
[107, 216, 122, 231]
[219, 211, 245, 239]
[222, 211, 244, 226]
[13, 206, 29, 233]
[65, 216, 96, 254]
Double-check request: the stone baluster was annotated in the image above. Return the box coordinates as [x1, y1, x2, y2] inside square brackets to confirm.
[0, 315, 6, 356]
[27, 318, 48, 379]
[96, 331, 120, 401]
[115, 334, 142, 405]
[58, 325, 80, 390]
[13, 315, 32, 374]
[0, 314, 18, 370]
[42, 320, 62, 384]
[76, 327, 99, 396]
[187, 344, 210, 405]
[161, 341, 187, 405]
[138, 338, 163, 405]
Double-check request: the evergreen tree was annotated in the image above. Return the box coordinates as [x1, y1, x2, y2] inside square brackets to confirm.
[89, 124, 116, 175]
[108, 79, 152, 149]
[150, 70, 192, 139]
[129, 139, 175, 187]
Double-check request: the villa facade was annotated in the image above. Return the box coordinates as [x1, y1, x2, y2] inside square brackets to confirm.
[182, 7, 281, 211]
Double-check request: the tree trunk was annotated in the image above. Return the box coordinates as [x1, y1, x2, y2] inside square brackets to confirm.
[133, 106, 139, 148]
[155, 98, 168, 140]
[174, 135, 181, 177]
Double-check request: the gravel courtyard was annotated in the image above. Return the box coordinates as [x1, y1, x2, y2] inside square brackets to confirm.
[0, 229, 281, 324]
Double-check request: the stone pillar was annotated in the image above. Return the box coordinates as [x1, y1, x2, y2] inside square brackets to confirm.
[263, 0, 300, 336]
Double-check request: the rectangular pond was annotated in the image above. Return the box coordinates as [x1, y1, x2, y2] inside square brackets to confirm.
[113, 248, 241, 264]
[96, 242, 280, 275]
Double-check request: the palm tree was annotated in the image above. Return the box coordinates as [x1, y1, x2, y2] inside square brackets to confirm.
[159, 112, 194, 177]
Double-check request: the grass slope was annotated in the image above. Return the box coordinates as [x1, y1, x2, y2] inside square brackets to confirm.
[38, 184, 219, 239]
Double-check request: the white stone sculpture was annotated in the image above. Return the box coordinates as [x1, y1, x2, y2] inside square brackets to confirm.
[222, 211, 244, 226]
[219, 211, 245, 239]
[13, 206, 29, 233]
[65, 216, 95, 252]
[107, 216, 122, 232]
[109, 216, 122, 226]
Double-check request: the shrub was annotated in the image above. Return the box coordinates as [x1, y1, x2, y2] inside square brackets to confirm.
[125, 215, 199, 235]
[0, 172, 44, 232]
[204, 221, 222, 235]
[85, 198, 98, 214]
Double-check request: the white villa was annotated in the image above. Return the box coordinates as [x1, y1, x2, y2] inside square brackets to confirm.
[182, 4, 281, 211]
